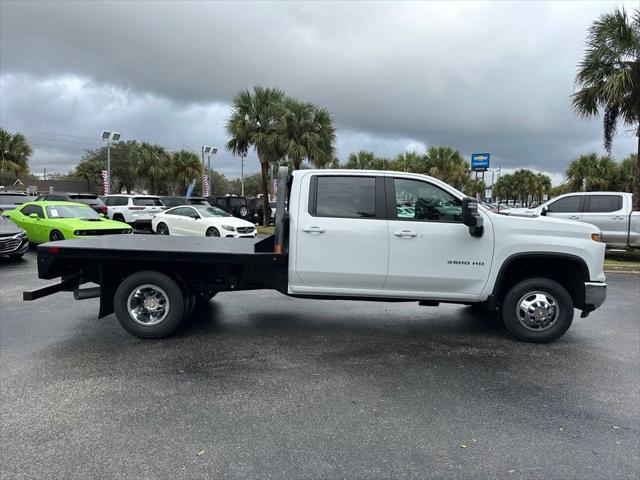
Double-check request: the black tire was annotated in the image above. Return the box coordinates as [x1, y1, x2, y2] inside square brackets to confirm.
[113, 271, 186, 339]
[50, 230, 64, 241]
[501, 277, 573, 343]
[206, 227, 220, 237]
[113, 214, 125, 223]
[156, 222, 170, 235]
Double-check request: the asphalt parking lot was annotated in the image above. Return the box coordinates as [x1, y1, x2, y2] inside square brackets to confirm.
[1, 251, 638, 480]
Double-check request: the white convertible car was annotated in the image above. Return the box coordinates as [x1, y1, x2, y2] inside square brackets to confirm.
[151, 205, 257, 238]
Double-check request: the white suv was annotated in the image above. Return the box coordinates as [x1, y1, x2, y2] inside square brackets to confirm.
[102, 195, 164, 229]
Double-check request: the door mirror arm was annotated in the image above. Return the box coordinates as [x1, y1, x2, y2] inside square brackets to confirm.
[540, 206, 548, 216]
[29, 213, 40, 220]
[461, 197, 484, 237]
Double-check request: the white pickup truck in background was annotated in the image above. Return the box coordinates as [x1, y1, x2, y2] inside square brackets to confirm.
[26, 168, 607, 344]
[509, 192, 639, 249]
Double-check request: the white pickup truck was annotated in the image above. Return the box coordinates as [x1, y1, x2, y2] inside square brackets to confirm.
[509, 192, 639, 249]
[25, 168, 607, 344]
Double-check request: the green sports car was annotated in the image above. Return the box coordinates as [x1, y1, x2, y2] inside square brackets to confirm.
[3, 201, 132, 243]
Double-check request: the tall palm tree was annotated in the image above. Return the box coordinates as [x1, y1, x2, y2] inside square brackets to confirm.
[279, 98, 336, 170]
[172, 150, 202, 195]
[572, 7, 639, 208]
[0, 128, 32, 177]
[226, 86, 286, 225]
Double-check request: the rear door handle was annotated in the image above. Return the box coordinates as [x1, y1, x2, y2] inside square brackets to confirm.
[393, 230, 417, 238]
[302, 226, 325, 233]
[569, 215, 580, 220]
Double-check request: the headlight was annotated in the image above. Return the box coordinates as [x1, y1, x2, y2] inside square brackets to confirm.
[221, 225, 235, 231]
[16, 231, 27, 238]
[591, 233, 601, 242]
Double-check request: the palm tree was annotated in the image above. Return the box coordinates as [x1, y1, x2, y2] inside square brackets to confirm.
[424, 146, 467, 190]
[279, 98, 336, 170]
[616, 153, 638, 191]
[565, 153, 599, 191]
[172, 150, 202, 195]
[0, 129, 32, 177]
[226, 87, 286, 225]
[343, 150, 390, 170]
[565, 153, 618, 191]
[133, 142, 170, 194]
[534, 173, 552, 203]
[572, 7, 639, 208]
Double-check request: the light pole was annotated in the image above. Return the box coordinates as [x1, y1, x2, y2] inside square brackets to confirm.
[201, 146, 216, 196]
[240, 153, 245, 196]
[101, 130, 121, 194]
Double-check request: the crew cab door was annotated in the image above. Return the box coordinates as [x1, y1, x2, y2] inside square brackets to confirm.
[384, 177, 493, 298]
[582, 194, 626, 246]
[292, 174, 389, 291]
[545, 195, 583, 222]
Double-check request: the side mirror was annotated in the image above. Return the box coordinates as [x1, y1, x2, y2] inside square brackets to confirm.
[462, 197, 484, 237]
[29, 213, 39, 220]
[540, 206, 548, 216]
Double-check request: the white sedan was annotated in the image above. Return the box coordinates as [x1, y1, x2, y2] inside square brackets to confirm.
[152, 205, 257, 238]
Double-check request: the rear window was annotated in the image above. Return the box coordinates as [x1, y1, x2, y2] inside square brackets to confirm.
[229, 198, 246, 207]
[133, 197, 163, 206]
[587, 195, 622, 213]
[0, 194, 29, 205]
[69, 194, 99, 200]
[189, 198, 209, 205]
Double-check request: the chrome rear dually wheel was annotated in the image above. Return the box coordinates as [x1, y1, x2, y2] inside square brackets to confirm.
[114, 271, 185, 338]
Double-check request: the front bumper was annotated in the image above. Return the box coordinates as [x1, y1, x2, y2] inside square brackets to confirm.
[584, 282, 607, 312]
[0, 234, 29, 255]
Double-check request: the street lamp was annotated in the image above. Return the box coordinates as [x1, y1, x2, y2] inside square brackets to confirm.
[101, 130, 121, 194]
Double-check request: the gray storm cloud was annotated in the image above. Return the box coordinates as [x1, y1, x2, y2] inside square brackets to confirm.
[0, 0, 637, 179]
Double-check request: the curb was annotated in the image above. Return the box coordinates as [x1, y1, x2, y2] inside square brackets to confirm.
[604, 265, 640, 273]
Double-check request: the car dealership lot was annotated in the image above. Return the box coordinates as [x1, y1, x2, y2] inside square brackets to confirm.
[1, 252, 638, 479]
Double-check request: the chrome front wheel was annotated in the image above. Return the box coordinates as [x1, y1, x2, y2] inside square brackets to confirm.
[515, 291, 559, 332]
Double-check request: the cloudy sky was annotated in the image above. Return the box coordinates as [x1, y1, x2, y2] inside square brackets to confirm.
[0, 0, 637, 184]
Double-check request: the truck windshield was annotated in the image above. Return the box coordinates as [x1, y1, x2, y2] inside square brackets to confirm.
[195, 206, 232, 217]
[46, 205, 99, 219]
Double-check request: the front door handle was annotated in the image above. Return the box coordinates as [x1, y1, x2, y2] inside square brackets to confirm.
[569, 215, 580, 220]
[302, 226, 325, 234]
[393, 230, 417, 238]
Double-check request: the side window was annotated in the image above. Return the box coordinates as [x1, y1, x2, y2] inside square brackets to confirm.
[587, 195, 622, 213]
[115, 197, 129, 206]
[548, 196, 581, 213]
[20, 205, 44, 218]
[392, 178, 462, 222]
[216, 198, 227, 209]
[172, 207, 189, 217]
[103, 197, 112, 206]
[312, 176, 376, 218]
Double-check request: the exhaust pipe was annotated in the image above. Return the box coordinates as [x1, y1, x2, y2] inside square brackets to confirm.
[73, 286, 101, 300]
